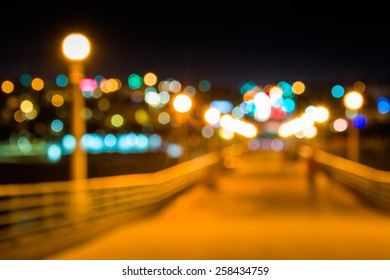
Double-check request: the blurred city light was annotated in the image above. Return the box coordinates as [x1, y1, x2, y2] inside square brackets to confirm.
[62, 33, 91, 61]
[343, 90, 364, 162]
[219, 114, 257, 138]
[377, 97, 390, 114]
[209, 100, 233, 114]
[62, 33, 90, 181]
[344, 91, 363, 110]
[204, 107, 221, 125]
[173, 93, 192, 113]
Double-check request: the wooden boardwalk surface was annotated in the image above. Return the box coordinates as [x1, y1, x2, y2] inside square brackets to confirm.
[47, 150, 390, 260]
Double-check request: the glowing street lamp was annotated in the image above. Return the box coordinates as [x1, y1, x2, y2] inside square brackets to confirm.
[172, 93, 193, 161]
[343, 91, 364, 162]
[173, 93, 192, 114]
[204, 107, 221, 125]
[62, 33, 91, 181]
[312, 105, 329, 149]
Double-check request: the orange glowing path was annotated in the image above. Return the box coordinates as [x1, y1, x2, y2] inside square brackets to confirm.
[47, 151, 390, 260]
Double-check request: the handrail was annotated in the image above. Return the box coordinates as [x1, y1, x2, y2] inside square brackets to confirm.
[0, 151, 222, 259]
[298, 145, 390, 210]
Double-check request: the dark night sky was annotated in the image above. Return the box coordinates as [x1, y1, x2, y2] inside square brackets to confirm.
[1, 4, 390, 91]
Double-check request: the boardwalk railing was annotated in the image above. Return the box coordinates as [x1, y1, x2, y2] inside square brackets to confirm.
[0, 151, 222, 259]
[298, 145, 390, 211]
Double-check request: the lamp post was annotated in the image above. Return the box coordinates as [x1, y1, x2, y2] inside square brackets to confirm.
[343, 91, 363, 162]
[172, 93, 193, 162]
[313, 105, 329, 150]
[62, 33, 90, 181]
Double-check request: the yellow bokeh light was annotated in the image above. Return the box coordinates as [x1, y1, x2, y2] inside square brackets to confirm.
[111, 114, 124, 127]
[1, 80, 14, 94]
[100, 78, 121, 93]
[51, 94, 64, 107]
[292, 81, 305, 95]
[31, 78, 44, 91]
[20, 100, 34, 113]
[144, 72, 158, 86]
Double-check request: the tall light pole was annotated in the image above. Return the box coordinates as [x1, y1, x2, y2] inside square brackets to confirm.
[172, 93, 193, 162]
[312, 105, 330, 150]
[343, 90, 363, 162]
[62, 33, 90, 181]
